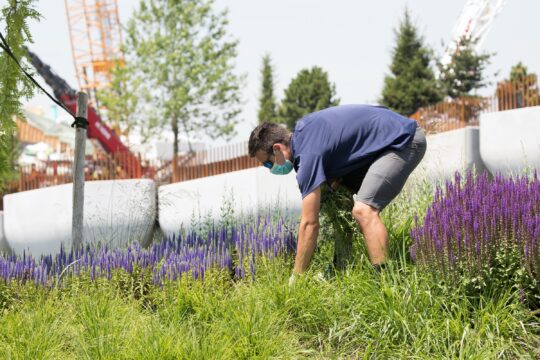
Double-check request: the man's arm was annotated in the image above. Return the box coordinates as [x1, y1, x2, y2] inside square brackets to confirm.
[293, 186, 321, 274]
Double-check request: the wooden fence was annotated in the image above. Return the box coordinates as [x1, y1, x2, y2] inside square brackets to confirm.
[411, 75, 539, 134]
[2, 141, 259, 200]
[172, 154, 259, 182]
[14, 151, 151, 192]
[2, 76, 539, 205]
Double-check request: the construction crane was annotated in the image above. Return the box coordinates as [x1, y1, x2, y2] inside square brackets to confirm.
[64, 0, 124, 104]
[26, 49, 141, 178]
[441, 0, 508, 66]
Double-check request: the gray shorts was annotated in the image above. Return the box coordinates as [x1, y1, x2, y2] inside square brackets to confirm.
[352, 126, 427, 211]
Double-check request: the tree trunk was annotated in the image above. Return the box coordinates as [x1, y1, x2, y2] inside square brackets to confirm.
[172, 118, 179, 155]
[172, 118, 179, 182]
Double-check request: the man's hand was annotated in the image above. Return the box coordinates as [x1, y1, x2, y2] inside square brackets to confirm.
[288, 271, 327, 288]
[288, 273, 297, 288]
[328, 178, 341, 190]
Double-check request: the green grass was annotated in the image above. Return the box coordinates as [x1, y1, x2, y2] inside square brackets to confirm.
[0, 181, 538, 359]
[0, 259, 537, 359]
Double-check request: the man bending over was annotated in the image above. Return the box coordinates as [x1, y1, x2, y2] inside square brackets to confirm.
[248, 104, 426, 276]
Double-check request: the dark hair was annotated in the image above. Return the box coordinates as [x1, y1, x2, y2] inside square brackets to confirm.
[248, 122, 291, 157]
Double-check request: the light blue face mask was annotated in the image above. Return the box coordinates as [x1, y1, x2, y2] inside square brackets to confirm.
[270, 159, 294, 175]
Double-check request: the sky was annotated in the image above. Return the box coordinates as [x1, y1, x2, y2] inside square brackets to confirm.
[14, 0, 540, 146]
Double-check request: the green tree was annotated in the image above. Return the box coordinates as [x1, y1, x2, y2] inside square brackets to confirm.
[126, 0, 243, 155]
[278, 66, 339, 131]
[508, 61, 535, 82]
[0, 0, 40, 191]
[257, 53, 277, 124]
[96, 60, 140, 142]
[381, 10, 441, 116]
[438, 35, 493, 99]
[496, 62, 539, 108]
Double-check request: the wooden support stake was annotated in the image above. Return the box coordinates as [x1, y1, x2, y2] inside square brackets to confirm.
[72, 92, 88, 250]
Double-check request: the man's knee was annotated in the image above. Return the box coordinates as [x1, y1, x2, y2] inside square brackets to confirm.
[352, 201, 379, 226]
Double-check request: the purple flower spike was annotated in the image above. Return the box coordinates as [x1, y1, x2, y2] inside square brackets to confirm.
[410, 170, 540, 288]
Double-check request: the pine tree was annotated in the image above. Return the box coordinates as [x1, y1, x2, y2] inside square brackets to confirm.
[257, 53, 277, 124]
[0, 0, 41, 191]
[509, 62, 532, 82]
[381, 10, 441, 116]
[496, 61, 539, 108]
[278, 66, 339, 131]
[438, 35, 493, 99]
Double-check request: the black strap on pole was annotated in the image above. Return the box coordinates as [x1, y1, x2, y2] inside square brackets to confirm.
[72, 116, 89, 129]
[0, 30, 76, 121]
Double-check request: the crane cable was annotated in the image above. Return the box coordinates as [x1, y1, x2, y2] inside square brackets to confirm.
[0, 30, 88, 129]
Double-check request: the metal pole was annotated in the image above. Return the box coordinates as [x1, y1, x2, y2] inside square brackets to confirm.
[72, 92, 88, 250]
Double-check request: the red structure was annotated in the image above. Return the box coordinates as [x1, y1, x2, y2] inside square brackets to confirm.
[25, 49, 141, 178]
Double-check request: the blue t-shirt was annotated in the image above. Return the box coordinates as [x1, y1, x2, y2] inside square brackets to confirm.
[290, 104, 418, 198]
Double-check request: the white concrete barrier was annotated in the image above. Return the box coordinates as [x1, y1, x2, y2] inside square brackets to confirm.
[3, 179, 156, 257]
[0, 211, 11, 254]
[158, 167, 301, 237]
[159, 128, 492, 235]
[5, 122, 509, 251]
[410, 126, 487, 182]
[480, 106, 540, 175]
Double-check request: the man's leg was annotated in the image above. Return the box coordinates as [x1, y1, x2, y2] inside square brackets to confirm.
[350, 126, 427, 265]
[352, 201, 388, 265]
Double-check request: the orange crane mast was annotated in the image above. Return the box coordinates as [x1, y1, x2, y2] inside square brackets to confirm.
[64, 0, 124, 103]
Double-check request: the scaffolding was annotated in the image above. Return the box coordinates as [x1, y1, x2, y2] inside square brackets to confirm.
[64, 0, 124, 100]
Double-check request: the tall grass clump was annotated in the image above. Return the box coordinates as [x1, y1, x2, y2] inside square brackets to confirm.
[319, 184, 359, 270]
[410, 171, 540, 308]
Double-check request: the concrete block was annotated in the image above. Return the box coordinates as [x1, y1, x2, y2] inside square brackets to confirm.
[158, 167, 301, 237]
[0, 211, 11, 255]
[480, 106, 540, 176]
[411, 128, 468, 181]
[465, 126, 489, 175]
[3, 179, 156, 257]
